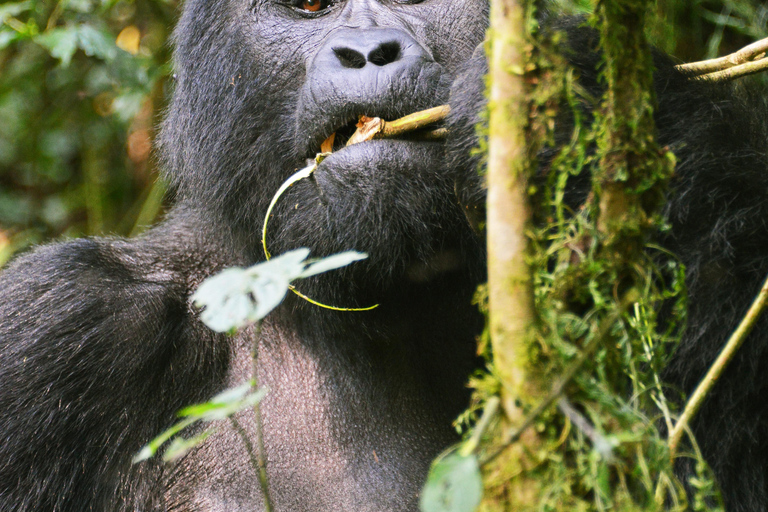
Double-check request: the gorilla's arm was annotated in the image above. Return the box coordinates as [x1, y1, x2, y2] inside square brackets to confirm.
[0, 238, 227, 511]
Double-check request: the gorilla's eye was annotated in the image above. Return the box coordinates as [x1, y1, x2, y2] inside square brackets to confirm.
[300, 0, 327, 12]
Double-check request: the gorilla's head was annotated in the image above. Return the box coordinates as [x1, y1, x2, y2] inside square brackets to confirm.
[159, 0, 489, 286]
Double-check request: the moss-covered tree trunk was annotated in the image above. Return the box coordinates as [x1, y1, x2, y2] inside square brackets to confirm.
[482, 0, 543, 509]
[594, 0, 673, 257]
[477, 0, 682, 509]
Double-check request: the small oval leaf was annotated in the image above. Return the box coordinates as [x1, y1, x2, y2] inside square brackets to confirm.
[420, 453, 483, 512]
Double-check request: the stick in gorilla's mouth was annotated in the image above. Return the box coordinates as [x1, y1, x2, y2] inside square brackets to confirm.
[319, 105, 451, 154]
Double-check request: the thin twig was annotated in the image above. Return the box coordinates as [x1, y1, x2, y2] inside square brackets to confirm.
[346, 105, 450, 147]
[413, 127, 449, 141]
[697, 59, 768, 81]
[676, 37, 768, 75]
[669, 273, 768, 458]
[229, 416, 272, 512]
[380, 105, 451, 137]
[249, 325, 274, 512]
[557, 397, 613, 459]
[46, 0, 65, 31]
[460, 396, 501, 457]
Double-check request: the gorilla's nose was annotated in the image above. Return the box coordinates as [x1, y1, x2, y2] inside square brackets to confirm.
[323, 28, 429, 71]
[298, 27, 444, 157]
[309, 28, 436, 94]
[333, 41, 401, 69]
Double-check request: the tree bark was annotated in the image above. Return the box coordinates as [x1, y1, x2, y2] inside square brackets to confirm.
[483, 0, 542, 508]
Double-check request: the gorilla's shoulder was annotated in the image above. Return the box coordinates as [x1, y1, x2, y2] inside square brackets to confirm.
[0, 237, 190, 350]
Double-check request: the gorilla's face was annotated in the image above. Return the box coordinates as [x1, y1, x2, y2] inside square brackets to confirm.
[162, 0, 488, 260]
[285, 1, 485, 160]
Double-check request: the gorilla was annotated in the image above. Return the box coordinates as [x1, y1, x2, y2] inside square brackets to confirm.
[0, 0, 767, 511]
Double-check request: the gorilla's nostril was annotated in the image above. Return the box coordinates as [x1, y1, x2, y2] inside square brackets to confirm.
[333, 47, 367, 69]
[368, 42, 401, 66]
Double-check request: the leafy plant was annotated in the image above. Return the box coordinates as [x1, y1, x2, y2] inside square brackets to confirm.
[420, 452, 483, 512]
[192, 248, 368, 333]
[136, 248, 367, 463]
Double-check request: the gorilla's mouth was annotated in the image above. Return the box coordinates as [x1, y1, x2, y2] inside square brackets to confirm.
[302, 115, 368, 159]
[312, 106, 450, 156]
[321, 120, 361, 153]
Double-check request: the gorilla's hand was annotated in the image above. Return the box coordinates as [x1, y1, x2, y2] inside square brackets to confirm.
[446, 44, 488, 231]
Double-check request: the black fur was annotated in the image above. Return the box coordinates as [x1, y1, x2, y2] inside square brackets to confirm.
[0, 3, 767, 511]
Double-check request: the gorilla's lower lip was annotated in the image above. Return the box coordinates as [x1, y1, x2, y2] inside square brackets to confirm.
[314, 138, 443, 173]
[309, 129, 441, 166]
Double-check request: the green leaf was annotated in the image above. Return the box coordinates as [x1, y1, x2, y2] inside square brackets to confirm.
[35, 28, 79, 66]
[179, 382, 257, 417]
[191, 249, 306, 332]
[0, 30, 19, 50]
[162, 431, 213, 462]
[134, 384, 267, 464]
[192, 267, 263, 333]
[65, 0, 97, 14]
[208, 382, 254, 406]
[132, 417, 195, 463]
[76, 25, 117, 61]
[192, 248, 367, 332]
[299, 251, 368, 279]
[0, 1, 32, 22]
[132, 444, 155, 464]
[253, 247, 311, 280]
[112, 91, 146, 122]
[193, 388, 266, 422]
[37, 24, 118, 67]
[249, 272, 291, 321]
[420, 453, 483, 512]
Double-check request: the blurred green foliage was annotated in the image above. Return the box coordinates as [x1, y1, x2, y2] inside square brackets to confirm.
[0, 0, 176, 265]
[0, 0, 766, 267]
[652, 0, 768, 61]
[554, 0, 768, 61]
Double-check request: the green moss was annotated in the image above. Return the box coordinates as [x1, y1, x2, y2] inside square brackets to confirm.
[459, 1, 723, 509]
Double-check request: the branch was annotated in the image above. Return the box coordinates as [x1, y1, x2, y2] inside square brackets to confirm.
[345, 105, 450, 147]
[230, 416, 273, 512]
[695, 58, 768, 81]
[480, 0, 544, 508]
[249, 327, 274, 512]
[669, 273, 768, 458]
[676, 37, 768, 81]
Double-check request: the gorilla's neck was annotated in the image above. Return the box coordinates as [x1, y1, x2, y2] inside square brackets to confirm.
[247, 299, 479, 510]
[154, 206, 482, 509]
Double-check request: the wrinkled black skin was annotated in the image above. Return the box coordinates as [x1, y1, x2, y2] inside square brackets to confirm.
[0, 1, 767, 510]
